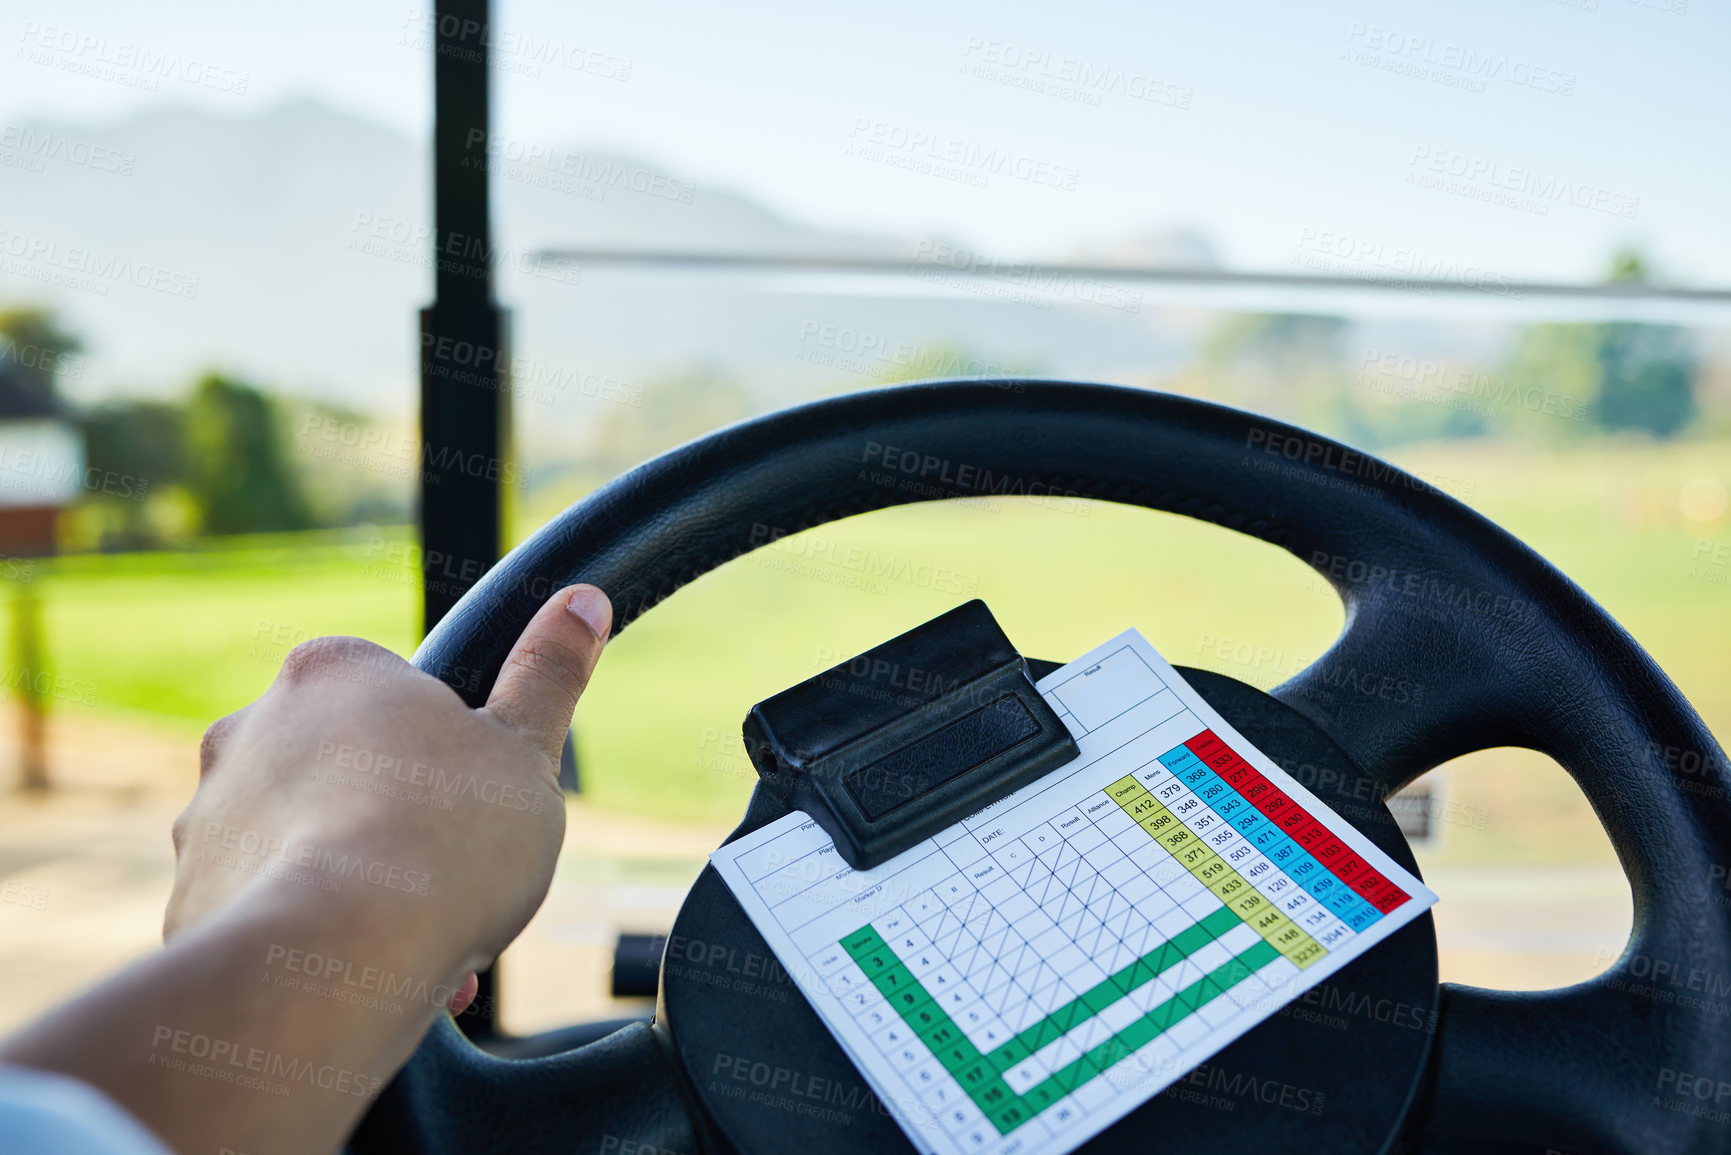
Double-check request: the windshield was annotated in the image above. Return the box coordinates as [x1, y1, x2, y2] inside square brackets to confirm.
[0, 0, 1723, 1040]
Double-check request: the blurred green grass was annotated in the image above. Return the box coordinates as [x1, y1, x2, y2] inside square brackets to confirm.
[21, 437, 1731, 837]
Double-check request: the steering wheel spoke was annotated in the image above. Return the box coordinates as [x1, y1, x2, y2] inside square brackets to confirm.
[1274, 594, 1530, 796]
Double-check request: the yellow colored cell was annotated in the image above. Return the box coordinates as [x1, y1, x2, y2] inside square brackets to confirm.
[1179, 842, 1215, 871]
[1268, 922, 1324, 967]
[1204, 869, 1249, 904]
[1107, 777, 1146, 803]
[1138, 811, 1177, 836]
[1248, 906, 1299, 943]
[1105, 781, 1321, 966]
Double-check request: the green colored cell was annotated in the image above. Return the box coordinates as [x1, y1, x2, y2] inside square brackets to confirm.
[840, 927, 883, 956]
[869, 965, 926, 1005]
[1052, 1000, 1091, 1031]
[1201, 905, 1243, 938]
[955, 1059, 995, 1088]
[1081, 985, 1120, 1014]
[1051, 1057, 1092, 1092]
[835, 848, 1294, 1139]
[867, 963, 910, 990]
[937, 1039, 980, 1070]
[1170, 975, 1206, 1016]
[1124, 957, 1159, 990]
[1024, 1017, 1066, 1052]
[1117, 1014, 1160, 1052]
[921, 1021, 958, 1049]
[1000, 910, 1236, 1067]
[855, 950, 896, 974]
[904, 1002, 944, 1033]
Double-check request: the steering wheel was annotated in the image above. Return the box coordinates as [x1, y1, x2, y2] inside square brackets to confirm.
[349, 381, 1731, 1155]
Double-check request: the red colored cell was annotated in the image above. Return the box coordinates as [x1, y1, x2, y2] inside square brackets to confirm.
[1354, 869, 1410, 912]
[1311, 837, 1348, 864]
[1331, 854, 1366, 882]
[1184, 730, 1411, 911]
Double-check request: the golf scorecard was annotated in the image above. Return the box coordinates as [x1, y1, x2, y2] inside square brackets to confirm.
[711, 627, 1436, 1155]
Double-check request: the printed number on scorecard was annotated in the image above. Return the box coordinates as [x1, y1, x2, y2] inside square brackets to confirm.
[710, 628, 1437, 1155]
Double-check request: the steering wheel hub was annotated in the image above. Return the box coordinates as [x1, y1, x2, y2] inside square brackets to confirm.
[664, 667, 1438, 1154]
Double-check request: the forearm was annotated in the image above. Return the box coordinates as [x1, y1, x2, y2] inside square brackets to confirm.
[0, 881, 467, 1155]
[0, 587, 606, 1152]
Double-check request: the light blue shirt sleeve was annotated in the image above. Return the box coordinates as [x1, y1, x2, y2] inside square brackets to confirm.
[0, 1066, 172, 1155]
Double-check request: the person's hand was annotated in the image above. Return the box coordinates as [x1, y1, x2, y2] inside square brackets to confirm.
[1, 585, 613, 1155]
[165, 583, 612, 997]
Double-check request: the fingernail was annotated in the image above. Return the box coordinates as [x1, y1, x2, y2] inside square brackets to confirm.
[566, 585, 612, 640]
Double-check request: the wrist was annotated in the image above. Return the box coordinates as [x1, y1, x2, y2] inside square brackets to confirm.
[1, 864, 464, 1155]
[227, 864, 475, 1009]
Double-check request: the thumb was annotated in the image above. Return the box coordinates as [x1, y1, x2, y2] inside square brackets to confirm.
[484, 584, 612, 759]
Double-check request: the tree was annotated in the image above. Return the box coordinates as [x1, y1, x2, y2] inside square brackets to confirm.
[583, 368, 757, 477]
[1592, 250, 1696, 436]
[185, 373, 310, 534]
[1197, 312, 1366, 434]
[0, 307, 79, 788]
[1202, 313, 1346, 372]
[1592, 323, 1696, 436]
[0, 307, 81, 406]
[1497, 322, 1600, 439]
[1498, 250, 1698, 439]
[82, 400, 189, 488]
[75, 399, 190, 549]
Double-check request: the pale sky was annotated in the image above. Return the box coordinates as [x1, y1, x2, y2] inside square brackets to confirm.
[3, 0, 1726, 284]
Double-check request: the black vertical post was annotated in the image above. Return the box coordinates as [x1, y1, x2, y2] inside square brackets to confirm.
[423, 0, 507, 1040]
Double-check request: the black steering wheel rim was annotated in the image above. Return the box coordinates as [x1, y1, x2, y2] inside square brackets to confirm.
[359, 380, 1731, 1155]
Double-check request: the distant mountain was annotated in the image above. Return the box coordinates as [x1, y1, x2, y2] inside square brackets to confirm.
[0, 99, 1198, 432]
[0, 100, 424, 406]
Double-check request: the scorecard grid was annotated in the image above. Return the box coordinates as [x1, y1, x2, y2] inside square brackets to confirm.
[712, 632, 1435, 1155]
